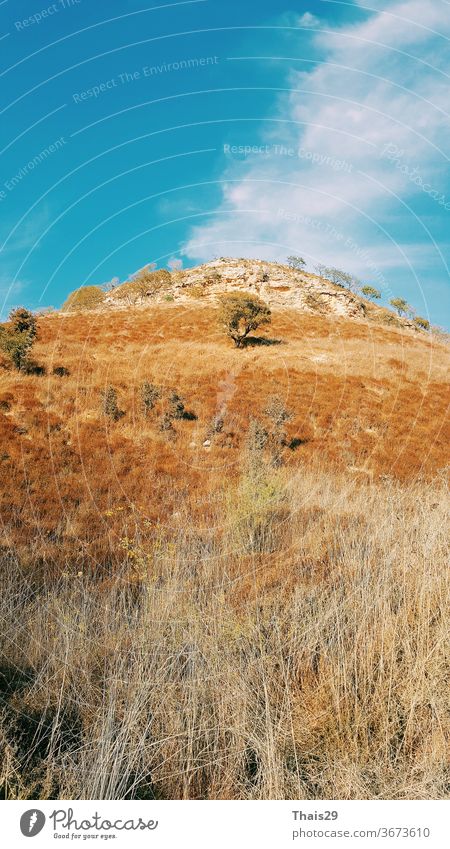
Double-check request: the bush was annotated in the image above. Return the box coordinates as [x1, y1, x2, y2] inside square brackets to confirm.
[0, 308, 37, 371]
[21, 360, 46, 376]
[204, 271, 222, 285]
[247, 418, 268, 452]
[63, 286, 105, 312]
[218, 292, 271, 348]
[140, 382, 160, 415]
[53, 366, 70, 377]
[102, 386, 124, 421]
[186, 285, 206, 299]
[168, 392, 185, 420]
[264, 395, 292, 463]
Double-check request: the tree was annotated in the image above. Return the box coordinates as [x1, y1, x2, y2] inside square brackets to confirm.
[389, 297, 409, 316]
[361, 285, 381, 301]
[218, 292, 271, 348]
[0, 307, 37, 370]
[63, 285, 105, 311]
[414, 316, 430, 331]
[315, 265, 354, 289]
[129, 266, 172, 296]
[287, 255, 306, 270]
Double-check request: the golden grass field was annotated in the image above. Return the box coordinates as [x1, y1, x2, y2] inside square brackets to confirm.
[0, 300, 448, 799]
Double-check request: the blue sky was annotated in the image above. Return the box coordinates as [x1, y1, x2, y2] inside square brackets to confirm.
[0, 0, 449, 326]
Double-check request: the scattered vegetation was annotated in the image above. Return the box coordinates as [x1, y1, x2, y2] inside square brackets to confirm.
[219, 292, 271, 347]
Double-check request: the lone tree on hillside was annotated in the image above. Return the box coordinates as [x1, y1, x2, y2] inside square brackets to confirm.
[287, 255, 306, 270]
[361, 285, 381, 301]
[219, 292, 271, 348]
[0, 307, 37, 370]
[389, 297, 409, 316]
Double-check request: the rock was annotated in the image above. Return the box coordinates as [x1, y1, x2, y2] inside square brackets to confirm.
[203, 439, 211, 447]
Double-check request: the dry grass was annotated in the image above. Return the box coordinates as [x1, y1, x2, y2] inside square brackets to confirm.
[0, 302, 448, 799]
[0, 463, 449, 800]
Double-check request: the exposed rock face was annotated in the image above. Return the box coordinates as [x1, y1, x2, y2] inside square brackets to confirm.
[106, 257, 368, 320]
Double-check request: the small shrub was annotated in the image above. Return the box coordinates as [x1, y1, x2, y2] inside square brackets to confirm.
[140, 382, 160, 415]
[102, 386, 124, 421]
[186, 285, 205, 299]
[264, 395, 292, 464]
[303, 291, 325, 313]
[159, 412, 175, 434]
[21, 360, 46, 376]
[53, 366, 70, 377]
[247, 418, 268, 451]
[205, 271, 222, 285]
[167, 391, 184, 420]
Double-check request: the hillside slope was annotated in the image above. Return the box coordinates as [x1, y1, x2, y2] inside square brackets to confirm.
[0, 265, 449, 802]
[0, 274, 448, 570]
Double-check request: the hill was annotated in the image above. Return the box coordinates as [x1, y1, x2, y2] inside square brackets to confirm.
[0, 258, 448, 801]
[0, 259, 448, 569]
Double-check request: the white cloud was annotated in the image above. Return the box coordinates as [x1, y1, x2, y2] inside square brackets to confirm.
[182, 1, 449, 291]
[297, 12, 320, 28]
[168, 257, 183, 271]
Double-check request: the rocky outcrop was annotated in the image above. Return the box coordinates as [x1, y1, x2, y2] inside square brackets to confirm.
[106, 257, 369, 320]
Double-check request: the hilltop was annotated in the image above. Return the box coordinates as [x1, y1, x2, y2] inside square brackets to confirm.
[98, 257, 422, 332]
